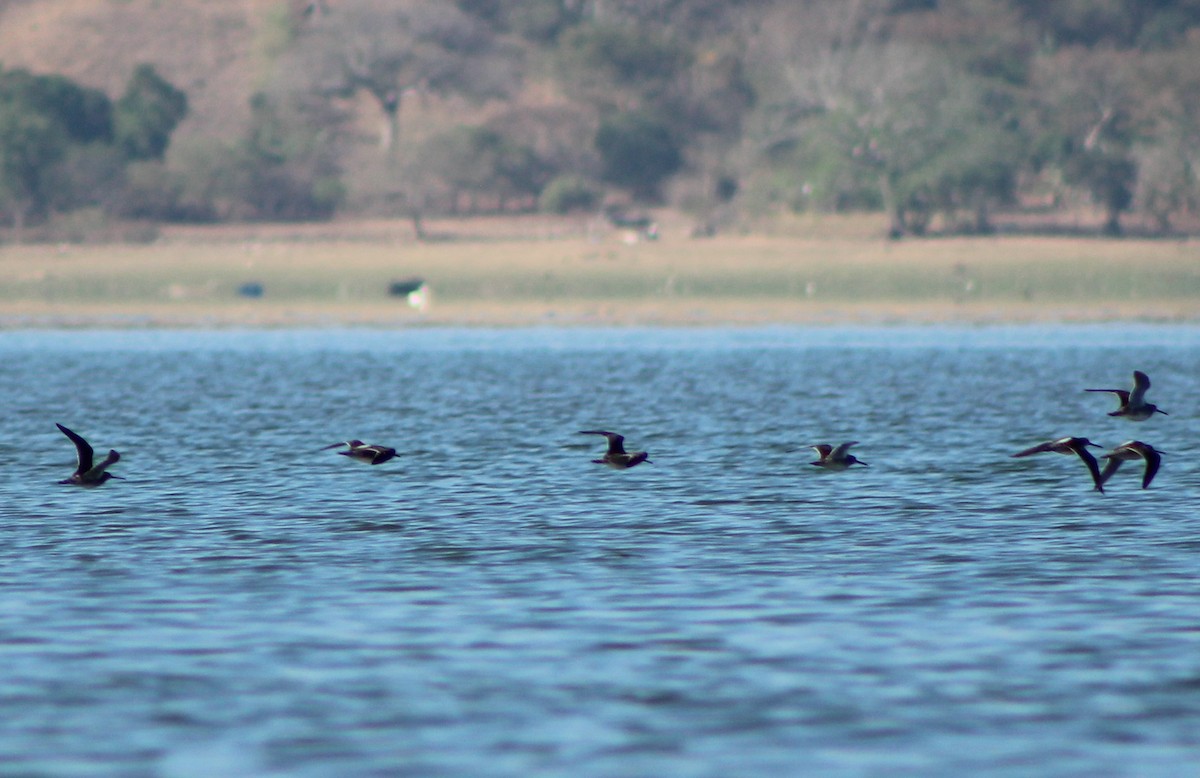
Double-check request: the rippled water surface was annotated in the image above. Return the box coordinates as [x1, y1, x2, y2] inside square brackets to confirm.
[2, 326, 1199, 777]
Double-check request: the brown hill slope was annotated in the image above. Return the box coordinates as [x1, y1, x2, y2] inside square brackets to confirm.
[0, 0, 284, 141]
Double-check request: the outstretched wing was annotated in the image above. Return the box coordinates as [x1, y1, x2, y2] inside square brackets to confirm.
[1129, 371, 1151, 406]
[1085, 388, 1130, 404]
[808, 444, 833, 459]
[831, 441, 859, 459]
[88, 449, 121, 478]
[579, 430, 626, 454]
[57, 423, 94, 475]
[322, 440, 363, 451]
[1098, 456, 1123, 486]
[368, 446, 397, 465]
[1012, 440, 1053, 458]
[1139, 446, 1161, 489]
[1073, 447, 1104, 493]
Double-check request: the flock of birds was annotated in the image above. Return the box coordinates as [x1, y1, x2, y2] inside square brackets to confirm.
[54, 370, 1166, 493]
[1011, 369, 1166, 493]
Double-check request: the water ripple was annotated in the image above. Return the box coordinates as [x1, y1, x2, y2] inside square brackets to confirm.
[1, 326, 1199, 776]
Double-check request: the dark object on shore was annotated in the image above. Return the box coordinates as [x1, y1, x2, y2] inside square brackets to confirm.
[389, 278, 426, 297]
[237, 282, 264, 298]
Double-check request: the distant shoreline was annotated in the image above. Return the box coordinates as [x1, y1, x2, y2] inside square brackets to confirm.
[2, 218, 1198, 328]
[3, 299, 1200, 329]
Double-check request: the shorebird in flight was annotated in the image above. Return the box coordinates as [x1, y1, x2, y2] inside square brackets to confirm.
[322, 439, 397, 465]
[57, 423, 123, 487]
[1012, 437, 1104, 492]
[808, 442, 868, 470]
[1086, 370, 1167, 420]
[578, 430, 652, 469]
[1099, 440, 1163, 489]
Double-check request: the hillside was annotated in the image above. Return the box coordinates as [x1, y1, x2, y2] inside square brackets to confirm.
[0, 0, 276, 141]
[3, 1, 1200, 237]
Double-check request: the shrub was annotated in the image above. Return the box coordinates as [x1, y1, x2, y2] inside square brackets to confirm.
[594, 112, 682, 201]
[539, 175, 600, 213]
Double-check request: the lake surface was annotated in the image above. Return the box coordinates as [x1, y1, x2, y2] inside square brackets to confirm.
[1, 325, 1198, 777]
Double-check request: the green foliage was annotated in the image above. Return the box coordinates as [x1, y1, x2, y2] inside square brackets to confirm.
[555, 22, 691, 105]
[505, 0, 580, 42]
[595, 112, 682, 201]
[760, 45, 1025, 234]
[454, 0, 583, 41]
[0, 63, 189, 234]
[230, 93, 344, 220]
[13, 0, 1200, 233]
[41, 143, 128, 214]
[0, 92, 69, 224]
[1063, 149, 1137, 234]
[538, 175, 600, 214]
[768, 111, 882, 213]
[1011, 0, 1200, 47]
[118, 159, 210, 222]
[0, 69, 112, 143]
[0, 106, 65, 186]
[114, 64, 188, 161]
[417, 125, 550, 211]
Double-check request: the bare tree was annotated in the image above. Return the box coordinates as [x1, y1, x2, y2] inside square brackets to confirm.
[289, 0, 520, 157]
[1031, 45, 1142, 234]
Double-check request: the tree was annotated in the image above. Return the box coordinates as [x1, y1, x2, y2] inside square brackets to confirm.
[755, 27, 1023, 235]
[289, 0, 519, 156]
[742, 1, 1032, 234]
[0, 68, 112, 144]
[553, 14, 756, 210]
[1030, 46, 1143, 234]
[1132, 33, 1200, 231]
[0, 63, 190, 234]
[595, 111, 683, 201]
[0, 66, 109, 234]
[417, 125, 548, 213]
[554, 21, 692, 110]
[0, 107, 66, 234]
[113, 64, 188, 161]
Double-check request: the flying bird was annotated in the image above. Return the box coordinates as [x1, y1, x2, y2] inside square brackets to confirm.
[322, 439, 398, 465]
[1012, 436, 1104, 492]
[578, 430, 652, 469]
[57, 423, 123, 487]
[1086, 370, 1167, 420]
[808, 441, 868, 470]
[1099, 440, 1163, 489]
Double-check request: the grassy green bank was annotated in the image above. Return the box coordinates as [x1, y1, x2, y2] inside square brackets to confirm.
[2, 221, 1198, 326]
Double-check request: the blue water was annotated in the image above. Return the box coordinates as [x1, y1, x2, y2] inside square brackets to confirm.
[1, 326, 1198, 777]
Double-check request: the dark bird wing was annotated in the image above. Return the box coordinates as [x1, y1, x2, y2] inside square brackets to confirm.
[832, 441, 859, 459]
[322, 440, 363, 451]
[57, 423, 94, 475]
[1139, 446, 1161, 489]
[369, 447, 397, 464]
[1012, 441, 1054, 458]
[91, 449, 120, 477]
[1072, 447, 1105, 492]
[579, 430, 626, 454]
[809, 444, 834, 458]
[1085, 388, 1130, 403]
[1129, 371, 1151, 406]
[1098, 456, 1123, 486]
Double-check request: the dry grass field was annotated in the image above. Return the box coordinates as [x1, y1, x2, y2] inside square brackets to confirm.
[2, 215, 1199, 327]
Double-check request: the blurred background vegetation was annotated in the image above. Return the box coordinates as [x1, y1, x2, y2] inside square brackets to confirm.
[2, 0, 1200, 242]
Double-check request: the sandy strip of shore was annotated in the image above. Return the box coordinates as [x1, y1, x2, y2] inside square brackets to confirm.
[3, 298, 1199, 328]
